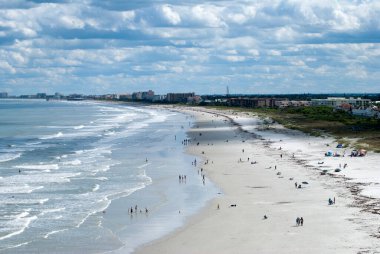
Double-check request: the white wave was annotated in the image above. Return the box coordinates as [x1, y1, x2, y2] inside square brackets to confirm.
[62, 159, 82, 166]
[92, 184, 100, 192]
[137, 163, 151, 169]
[0, 153, 21, 163]
[0, 241, 31, 251]
[138, 170, 153, 185]
[76, 197, 111, 228]
[0, 185, 43, 194]
[14, 164, 59, 170]
[107, 183, 147, 201]
[38, 198, 49, 204]
[55, 154, 68, 160]
[0, 214, 37, 241]
[96, 165, 110, 172]
[43, 228, 68, 239]
[95, 177, 108, 181]
[39, 131, 63, 140]
[73, 125, 85, 130]
[0, 198, 49, 205]
[1, 172, 81, 186]
[25, 141, 42, 146]
[39, 207, 65, 216]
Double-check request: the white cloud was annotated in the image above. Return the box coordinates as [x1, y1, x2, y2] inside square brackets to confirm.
[268, 50, 282, 56]
[331, 9, 360, 31]
[274, 26, 297, 42]
[346, 65, 368, 79]
[221, 55, 246, 62]
[161, 5, 181, 25]
[191, 5, 223, 27]
[0, 61, 16, 74]
[59, 16, 85, 29]
[0, 0, 379, 94]
[290, 60, 306, 67]
[248, 49, 260, 56]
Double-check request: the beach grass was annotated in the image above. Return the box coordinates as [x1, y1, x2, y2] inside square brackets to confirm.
[204, 105, 380, 152]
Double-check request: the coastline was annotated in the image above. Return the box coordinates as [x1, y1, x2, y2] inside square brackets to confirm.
[136, 106, 380, 254]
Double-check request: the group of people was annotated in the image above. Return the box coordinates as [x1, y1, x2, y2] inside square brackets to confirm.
[339, 163, 348, 169]
[129, 205, 149, 215]
[328, 197, 336, 205]
[296, 217, 304, 226]
[179, 175, 187, 183]
[182, 139, 191, 146]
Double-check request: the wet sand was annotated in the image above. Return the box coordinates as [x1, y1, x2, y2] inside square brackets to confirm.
[136, 106, 379, 254]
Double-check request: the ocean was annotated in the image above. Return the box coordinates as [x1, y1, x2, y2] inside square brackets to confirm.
[0, 99, 217, 253]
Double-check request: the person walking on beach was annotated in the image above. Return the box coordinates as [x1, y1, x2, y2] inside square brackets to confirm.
[295, 182, 297, 188]
[300, 217, 304, 226]
[296, 217, 300, 226]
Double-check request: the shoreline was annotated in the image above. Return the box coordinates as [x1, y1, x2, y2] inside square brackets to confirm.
[136, 106, 380, 254]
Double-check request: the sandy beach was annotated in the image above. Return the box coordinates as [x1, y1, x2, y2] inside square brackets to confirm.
[136, 106, 380, 254]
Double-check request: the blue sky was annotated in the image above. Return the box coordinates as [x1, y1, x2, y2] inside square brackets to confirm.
[0, 0, 379, 95]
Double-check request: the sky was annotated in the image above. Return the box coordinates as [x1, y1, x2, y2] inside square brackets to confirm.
[0, 0, 380, 95]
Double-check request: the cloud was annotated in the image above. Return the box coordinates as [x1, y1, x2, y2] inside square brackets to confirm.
[220, 55, 246, 62]
[0, 0, 379, 94]
[0, 60, 16, 73]
[160, 5, 181, 25]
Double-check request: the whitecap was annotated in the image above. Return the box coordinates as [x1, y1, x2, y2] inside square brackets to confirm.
[43, 229, 68, 239]
[62, 159, 81, 166]
[92, 184, 100, 192]
[39, 207, 65, 216]
[39, 132, 63, 140]
[0, 214, 37, 241]
[73, 125, 85, 130]
[0, 153, 21, 163]
[75, 197, 111, 228]
[137, 163, 151, 169]
[1, 198, 48, 206]
[14, 164, 59, 170]
[0, 185, 43, 194]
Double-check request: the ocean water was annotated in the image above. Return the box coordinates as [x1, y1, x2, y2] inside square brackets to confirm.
[0, 99, 217, 253]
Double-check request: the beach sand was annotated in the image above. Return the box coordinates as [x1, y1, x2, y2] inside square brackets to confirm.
[136, 107, 380, 254]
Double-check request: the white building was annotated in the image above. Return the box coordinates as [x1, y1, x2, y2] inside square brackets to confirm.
[311, 97, 371, 107]
[275, 99, 311, 108]
[352, 106, 380, 118]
